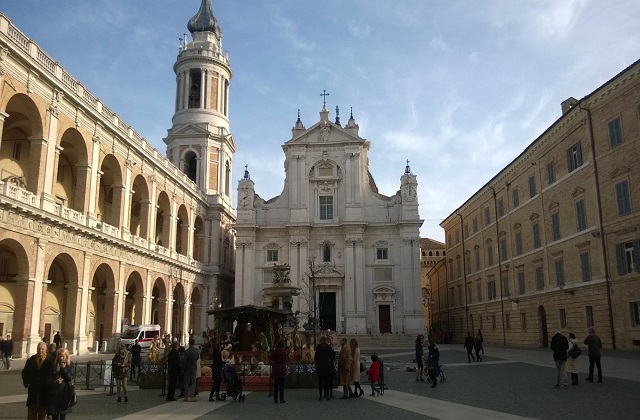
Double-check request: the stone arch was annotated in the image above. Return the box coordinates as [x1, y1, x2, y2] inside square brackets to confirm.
[175, 204, 189, 255]
[54, 127, 89, 213]
[190, 285, 202, 336]
[0, 237, 31, 342]
[151, 276, 168, 327]
[129, 174, 150, 239]
[172, 283, 186, 341]
[44, 253, 80, 346]
[155, 191, 171, 247]
[89, 263, 117, 349]
[123, 270, 145, 325]
[183, 149, 198, 183]
[97, 154, 124, 228]
[0, 93, 44, 194]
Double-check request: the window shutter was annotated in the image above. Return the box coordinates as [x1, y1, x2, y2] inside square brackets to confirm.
[633, 239, 640, 272]
[615, 243, 626, 275]
[576, 141, 583, 166]
[566, 148, 573, 172]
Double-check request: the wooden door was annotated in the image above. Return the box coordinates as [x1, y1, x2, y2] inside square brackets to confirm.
[379, 305, 392, 333]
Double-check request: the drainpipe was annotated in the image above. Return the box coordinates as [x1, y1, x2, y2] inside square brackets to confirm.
[578, 101, 616, 350]
[457, 211, 469, 332]
[489, 185, 507, 346]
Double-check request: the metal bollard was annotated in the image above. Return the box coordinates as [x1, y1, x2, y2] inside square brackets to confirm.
[102, 340, 108, 353]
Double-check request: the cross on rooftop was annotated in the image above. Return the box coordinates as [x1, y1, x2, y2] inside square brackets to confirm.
[320, 89, 330, 107]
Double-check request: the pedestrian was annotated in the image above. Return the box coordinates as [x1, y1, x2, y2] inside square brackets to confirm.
[0, 336, 4, 370]
[112, 343, 131, 403]
[415, 334, 424, 382]
[426, 340, 440, 388]
[474, 333, 483, 362]
[22, 341, 55, 420]
[314, 336, 334, 401]
[327, 333, 337, 398]
[368, 353, 381, 396]
[130, 340, 142, 381]
[183, 338, 199, 401]
[477, 330, 484, 354]
[567, 333, 580, 385]
[550, 330, 569, 388]
[584, 326, 603, 383]
[166, 341, 180, 401]
[46, 347, 73, 420]
[208, 342, 223, 401]
[337, 337, 352, 399]
[53, 332, 62, 349]
[464, 332, 475, 363]
[2, 334, 13, 370]
[350, 338, 364, 397]
[177, 346, 186, 398]
[270, 339, 287, 403]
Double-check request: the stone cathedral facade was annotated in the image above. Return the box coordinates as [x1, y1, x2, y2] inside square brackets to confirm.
[234, 106, 425, 335]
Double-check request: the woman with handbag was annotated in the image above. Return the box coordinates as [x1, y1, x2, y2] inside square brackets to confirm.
[350, 338, 364, 397]
[47, 347, 74, 420]
[567, 333, 580, 385]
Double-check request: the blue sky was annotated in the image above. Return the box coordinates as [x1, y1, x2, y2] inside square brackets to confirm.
[2, 1, 639, 241]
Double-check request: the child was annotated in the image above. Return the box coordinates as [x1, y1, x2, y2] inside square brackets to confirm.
[368, 354, 381, 396]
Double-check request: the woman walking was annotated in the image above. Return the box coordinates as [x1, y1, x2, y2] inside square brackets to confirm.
[337, 338, 352, 399]
[113, 344, 131, 403]
[270, 339, 287, 403]
[350, 338, 364, 397]
[47, 348, 73, 420]
[415, 334, 425, 382]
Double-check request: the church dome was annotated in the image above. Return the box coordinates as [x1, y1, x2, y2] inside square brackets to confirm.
[187, 0, 221, 36]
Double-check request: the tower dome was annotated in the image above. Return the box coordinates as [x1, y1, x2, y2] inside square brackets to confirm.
[187, 0, 221, 37]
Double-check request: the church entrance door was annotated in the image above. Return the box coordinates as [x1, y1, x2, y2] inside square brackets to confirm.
[379, 305, 391, 333]
[319, 292, 336, 331]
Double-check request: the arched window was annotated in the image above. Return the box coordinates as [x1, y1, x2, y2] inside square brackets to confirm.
[323, 243, 331, 262]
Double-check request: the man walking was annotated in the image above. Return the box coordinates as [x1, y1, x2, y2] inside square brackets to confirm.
[464, 332, 475, 363]
[183, 338, 199, 401]
[550, 331, 569, 388]
[22, 342, 55, 419]
[130, 339, 142, 380]
[3, 334, 12, 370]
[584, 327, 603, 383]
[53, 331, 62, 349]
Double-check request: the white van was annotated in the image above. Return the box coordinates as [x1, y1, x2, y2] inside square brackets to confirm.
[119, 324, 161, 351]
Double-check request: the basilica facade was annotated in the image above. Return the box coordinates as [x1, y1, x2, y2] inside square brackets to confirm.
[0, 1, 236, 357]
[234, 106, 425, 336]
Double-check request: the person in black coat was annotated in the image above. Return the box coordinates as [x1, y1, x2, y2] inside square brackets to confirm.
[130, 340, 142, 380]
[208, 342, 224, 401]
[426, 340, 440, 388]
[46, 348, 73, 420]
[464, 332, 475, 363]
[166, 341, 179, 401]
[550, 331, 569, 388]
[314, 336, 334, 401]
[22, 341, 56, 420]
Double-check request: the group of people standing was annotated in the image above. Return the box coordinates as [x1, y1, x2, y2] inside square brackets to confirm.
[550, 327, 603, 388]
[22, 342, 74, 420]
[415, 334, 441, 388]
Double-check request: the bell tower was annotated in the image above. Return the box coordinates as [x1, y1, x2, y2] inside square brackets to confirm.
[164, 0, 235, 200]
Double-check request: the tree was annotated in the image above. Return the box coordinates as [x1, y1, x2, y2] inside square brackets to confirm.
[299, 257, 319, 346]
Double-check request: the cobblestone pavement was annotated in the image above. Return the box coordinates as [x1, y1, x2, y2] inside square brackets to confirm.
[1, 345, 638, 419]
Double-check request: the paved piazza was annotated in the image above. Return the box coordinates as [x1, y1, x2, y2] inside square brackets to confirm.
[1, 344, 638, 419]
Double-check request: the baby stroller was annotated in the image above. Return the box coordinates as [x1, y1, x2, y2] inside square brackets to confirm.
[426, 360, 446, 384]
[220, 363, 246, 402]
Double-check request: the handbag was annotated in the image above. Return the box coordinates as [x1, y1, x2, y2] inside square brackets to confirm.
[58, 381, 77, 411]
[568, 344, 582, 359]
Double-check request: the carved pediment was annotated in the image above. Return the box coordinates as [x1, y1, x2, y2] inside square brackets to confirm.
[609, 166, 630, 179]
[548, 201, 559, 211]
[530, 213, 540, 221]
[572, 187, 585, 197]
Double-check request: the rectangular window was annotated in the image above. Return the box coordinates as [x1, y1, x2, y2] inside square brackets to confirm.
[455, 229, 460, 244]
[266, 250, 279, 262]
[465, 254, 471, 275]
[476, 282, 482, 302]
[536, 266, 544, 291]
[580, 251, 591, 282]
[319, 196, 333, 220]
[515, 231, 523, 256]
[487, 245, 494, 266]
[376, 248, 389, 260]
[576, 199, 587, 231]
[492, 314, 497, 330]
[373, 267, 392, 282]
[585, 306, 594, 328]
[533, 223, 541, 249]
[567, 141, 583, 172]
[630, 302, 640, 326]
[475, 249, 481, 272]
[449, 287, 455, 307]
[615, 239, 640, 274]
[529, 175, 537, 197]
[484, 207, 491, 225]
[487, 280, 496, 300]
[497, 198, 504, 217]
[521, 312, 527, 330]
[502, 275, 509, 297]
[615, 180, 631, 216]
[505, 313, 511, 329]
[512, 188, 519, 208]
[560, 308, 567, 329]
[456, 258, 461, 279]
[518, 270, 525, 295]
[551, 212, 561, 241]
[500, 238, 507, 261]
[547, 161, 556, 185]
[473, 217, 478, 233]
[457, 285, 463, 306]
[555, 258, 565, 286]
[464, 223, 469, 239]
[608, 117, 623, 148]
